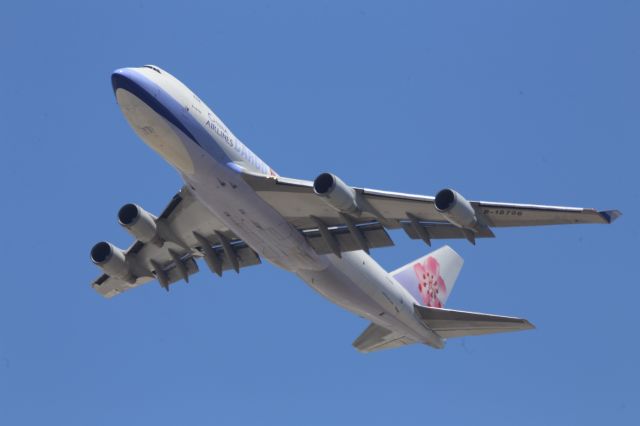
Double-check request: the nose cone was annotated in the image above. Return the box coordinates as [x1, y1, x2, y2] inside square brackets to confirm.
[111, 67, 142, 97]
[109, 66, 198, 175]
[111, 67, 163, 114]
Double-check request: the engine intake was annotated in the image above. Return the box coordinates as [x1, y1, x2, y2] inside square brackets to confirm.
[90, 241, 135, 283]
[313, 173, 359, 214]
[118, 203, 159, 244]
[435, 188, 477, 228]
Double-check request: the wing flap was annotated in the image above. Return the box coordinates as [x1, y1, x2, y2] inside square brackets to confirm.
[92, 242, 261, 297]
[302, 222, 394, 255]
[92, 275, 152, 299]
[414, 305, 534, 338]
[400, 221, 495, 241]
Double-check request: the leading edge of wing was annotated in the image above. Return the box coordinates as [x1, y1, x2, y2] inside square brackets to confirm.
[242, 170, 438, 202]
[243, 171, 621, 225]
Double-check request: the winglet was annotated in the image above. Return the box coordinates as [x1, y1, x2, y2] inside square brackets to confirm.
[599, 210, 622, 224]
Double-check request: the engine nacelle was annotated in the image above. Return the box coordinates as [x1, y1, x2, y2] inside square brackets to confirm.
[118, 203, 159, 244]
[90, 241, 135, 283]
[434, 188, 477, 228]
[313, 173, 359, 214]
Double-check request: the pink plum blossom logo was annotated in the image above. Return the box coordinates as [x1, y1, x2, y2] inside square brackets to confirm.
[413, 256, 447, 308]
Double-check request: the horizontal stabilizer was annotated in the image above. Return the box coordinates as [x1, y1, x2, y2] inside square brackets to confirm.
[414, 304, 534, 338]
[352, 322, 416, 353]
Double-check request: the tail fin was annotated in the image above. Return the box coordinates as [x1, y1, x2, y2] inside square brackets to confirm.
[389, 245, 463, 307]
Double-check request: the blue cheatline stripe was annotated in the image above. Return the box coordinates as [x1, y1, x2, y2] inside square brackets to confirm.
[111, 68, 234, 168]
[111, 72, 199, 145]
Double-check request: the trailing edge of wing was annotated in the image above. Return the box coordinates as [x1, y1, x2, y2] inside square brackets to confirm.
[240, 171, 620, 236]
[302, 222, 394, 255]
[92, 242, 261, 298]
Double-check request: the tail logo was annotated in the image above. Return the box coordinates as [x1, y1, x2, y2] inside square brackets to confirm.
[413, 256, 447, 308]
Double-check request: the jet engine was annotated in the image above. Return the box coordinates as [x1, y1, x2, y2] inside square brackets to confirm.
[313, 172, 359, 214]
[90, 241, 135, 283]
[434, 188, 477, 228]
[118, 203, 160, 244]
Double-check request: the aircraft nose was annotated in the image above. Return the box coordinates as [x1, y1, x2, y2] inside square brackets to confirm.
[111, 67, 160, 105]
[111, 67, 138, 96]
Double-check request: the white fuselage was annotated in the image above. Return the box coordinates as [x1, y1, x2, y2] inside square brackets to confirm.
[112, 65, 443, 348]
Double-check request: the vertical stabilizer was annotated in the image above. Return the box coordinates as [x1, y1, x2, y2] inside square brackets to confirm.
[389, 245, 463, 307]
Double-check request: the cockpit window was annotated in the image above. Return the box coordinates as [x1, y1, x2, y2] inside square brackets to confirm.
[143, 65, 161, 74]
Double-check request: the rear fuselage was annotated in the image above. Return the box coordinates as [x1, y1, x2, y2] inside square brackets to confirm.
[111, 66, 443, 348]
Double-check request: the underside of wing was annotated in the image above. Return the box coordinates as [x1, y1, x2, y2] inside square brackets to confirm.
[241, 170, 620, 250]
[91, 170, 620, 297]
[475, 201, 620, 227]
[91, 187, 261, 298]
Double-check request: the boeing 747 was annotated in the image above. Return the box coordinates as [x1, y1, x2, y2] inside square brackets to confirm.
[90, 65, 620, 352]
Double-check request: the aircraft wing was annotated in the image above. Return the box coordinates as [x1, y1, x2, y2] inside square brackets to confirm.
[92, 171, 620, 297]
[241, 171, 620, 246]
[91, 187, 261, 298]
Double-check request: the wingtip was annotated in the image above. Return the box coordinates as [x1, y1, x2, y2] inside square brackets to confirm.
[599, 209, 622, 224]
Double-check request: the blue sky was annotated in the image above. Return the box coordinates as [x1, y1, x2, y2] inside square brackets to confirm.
[0, 1, 638, 424]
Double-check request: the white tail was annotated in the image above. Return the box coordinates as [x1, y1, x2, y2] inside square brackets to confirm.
[389, 245, 464, 307]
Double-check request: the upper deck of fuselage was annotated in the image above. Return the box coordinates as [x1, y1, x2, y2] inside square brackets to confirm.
[111, 65, 274, 177]
[112, 65, 194, 110]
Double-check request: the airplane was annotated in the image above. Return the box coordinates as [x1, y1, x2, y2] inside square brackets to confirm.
[90, 65, 620, 352]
